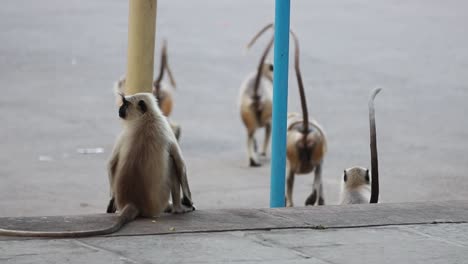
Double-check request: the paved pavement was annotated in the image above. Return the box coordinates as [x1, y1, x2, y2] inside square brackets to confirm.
[1, 201, 467, 263]
[1, 0, 468, 217]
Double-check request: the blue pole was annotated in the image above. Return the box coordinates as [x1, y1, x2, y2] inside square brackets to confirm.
[270, 0, 291, 208]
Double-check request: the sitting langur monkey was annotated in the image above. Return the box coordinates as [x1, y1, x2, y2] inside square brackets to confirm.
[239, 24, 274, 167]
[0, 93, 194, 238]
[286, 32, 327, 207]
[107, 92, 194, 215]
[340, 88, 382, 204]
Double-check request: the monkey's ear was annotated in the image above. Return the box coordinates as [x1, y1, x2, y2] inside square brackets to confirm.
[138, 100, 147, 113]
[116, 92, 127, 106]
[343, 170, 347, 182]
[365, 169, 370, 182]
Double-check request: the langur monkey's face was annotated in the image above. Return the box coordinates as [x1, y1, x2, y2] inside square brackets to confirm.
[117, 93, 151, 121]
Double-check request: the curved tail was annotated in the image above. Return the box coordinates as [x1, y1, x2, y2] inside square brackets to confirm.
[289, 30, 309, 135]
[252, 37, 274, 123]
[369, 88, 382, 204]
[253, 36, 274, 99]
[163, 40, 176, 89]
[246, 23, 274, 51]
[154, 40, 168, 95]
[245, 23, 275, 123]
[247, 24, 309, 133]
[0, 204, 138, 238]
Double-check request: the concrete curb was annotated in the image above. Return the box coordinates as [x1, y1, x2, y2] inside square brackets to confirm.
[1, 200, 467, 240]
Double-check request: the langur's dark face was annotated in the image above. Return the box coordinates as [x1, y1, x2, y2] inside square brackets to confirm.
[117, 93, 149, 120]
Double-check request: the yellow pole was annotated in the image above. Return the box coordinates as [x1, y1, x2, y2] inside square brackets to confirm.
[125, 0, 157, 94]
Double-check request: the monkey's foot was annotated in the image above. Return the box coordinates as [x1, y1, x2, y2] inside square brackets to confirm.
[305, 191, 317, 206]
[181, 196, 195, 211]
[165, 203, 195, 214]
[318, 197, 325, 206]
[249, 158, 261, 167]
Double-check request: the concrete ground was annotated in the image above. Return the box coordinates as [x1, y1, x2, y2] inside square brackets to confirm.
[0, 0, 467, 217]
[1, 201, 468, 263]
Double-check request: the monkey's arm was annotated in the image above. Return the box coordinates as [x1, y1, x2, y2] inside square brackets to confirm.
[106, 152, 118, 213]
[169, 143, 194, 209]
[106, 138, 121, 213]
[107, 148, 119, 194]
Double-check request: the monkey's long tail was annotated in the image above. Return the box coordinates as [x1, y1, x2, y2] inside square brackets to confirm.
[0, 204, 139, 238]
[289, 30, 309, 135]
[252, 36, 274, 124]
[369, 88, 382, 204]
[153, 40, 168, 95]
[164, 41, 177, 89]
[246, 23, 274, 51]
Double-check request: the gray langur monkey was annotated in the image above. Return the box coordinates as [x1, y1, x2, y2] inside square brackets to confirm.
[107, 92, 194, 215]
[153, 39, 177, 117]
[286, 31, 327, 207]
[0, 93, 194, 238]
[239, 23, 274, 167]
[340, 88, 382, 204]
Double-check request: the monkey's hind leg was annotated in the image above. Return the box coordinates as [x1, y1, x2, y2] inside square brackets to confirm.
[165, 173, 186, 214]
[247, 131, 261, 167]
[305, 163, 324, 206]
[286, 169, 295, 207]
[260, 123, 271, 156]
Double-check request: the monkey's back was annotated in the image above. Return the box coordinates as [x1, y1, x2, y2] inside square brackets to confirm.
[286, 114, 327, 174]
[156, 84, 174, 116]
[239, 72, 273, 102]
[114, 122, 172, 217]
[239, 73, 273, 129]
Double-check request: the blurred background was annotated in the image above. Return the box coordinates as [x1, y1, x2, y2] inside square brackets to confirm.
[0, 0, 467, 217]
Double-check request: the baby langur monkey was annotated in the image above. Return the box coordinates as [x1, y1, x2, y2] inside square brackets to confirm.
[285, 31, 327, 207]
[340, 88, 382, 204]
[0, 93, 194, 238]
[239, 23, 275, 167]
